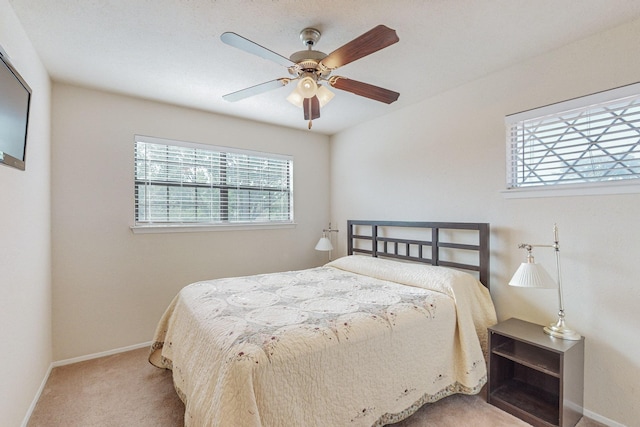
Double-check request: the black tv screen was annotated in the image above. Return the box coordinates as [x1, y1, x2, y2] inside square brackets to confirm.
[0, 50, 31, 171]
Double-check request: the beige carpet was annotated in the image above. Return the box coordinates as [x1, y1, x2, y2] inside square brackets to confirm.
[28, 347, 604, 427]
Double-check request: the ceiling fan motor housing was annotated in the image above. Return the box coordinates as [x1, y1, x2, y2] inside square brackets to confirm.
[289, 28, 331, 80]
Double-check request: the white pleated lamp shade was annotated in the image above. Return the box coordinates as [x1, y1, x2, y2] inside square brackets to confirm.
[315, 236, 333, 251]
[509, 262, 557, 288]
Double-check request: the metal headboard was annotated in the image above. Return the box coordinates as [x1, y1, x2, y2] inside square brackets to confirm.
[347, 220, 490, 289]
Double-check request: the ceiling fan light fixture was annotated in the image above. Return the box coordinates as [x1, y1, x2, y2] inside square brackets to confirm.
[297, 76, 317, 98]
[316, 85, 334, 107]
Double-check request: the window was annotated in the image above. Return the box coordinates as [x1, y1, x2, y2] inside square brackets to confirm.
[134, 135, 293, 228]
[506, 83, 640, 191]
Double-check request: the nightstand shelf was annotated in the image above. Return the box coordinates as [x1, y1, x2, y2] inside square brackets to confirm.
[491, 379, 559, 426]
[492, 340, 560, 377]
[488, 318, 584, 427]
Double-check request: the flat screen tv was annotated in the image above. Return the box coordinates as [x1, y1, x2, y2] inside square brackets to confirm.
[0, 48, 32, 171]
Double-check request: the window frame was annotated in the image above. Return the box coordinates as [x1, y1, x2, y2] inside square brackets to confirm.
[504, 82, 640, 198]
[131, 135, 295, 233]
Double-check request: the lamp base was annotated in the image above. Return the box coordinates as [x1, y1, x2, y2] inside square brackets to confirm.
[543, 318, 581, 341]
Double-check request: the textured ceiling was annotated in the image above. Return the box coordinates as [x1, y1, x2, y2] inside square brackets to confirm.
[9, 0, 640, 135]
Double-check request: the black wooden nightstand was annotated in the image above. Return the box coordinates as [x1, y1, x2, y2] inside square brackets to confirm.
[487, 318, 584, 427]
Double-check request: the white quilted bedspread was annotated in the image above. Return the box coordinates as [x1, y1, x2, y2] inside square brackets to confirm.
[149, 256, 497, 426]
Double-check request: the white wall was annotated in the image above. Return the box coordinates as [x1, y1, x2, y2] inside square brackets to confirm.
[0, 1, 52, 426]
[51, 84, 331, 360]
[331, 17, 640, 427]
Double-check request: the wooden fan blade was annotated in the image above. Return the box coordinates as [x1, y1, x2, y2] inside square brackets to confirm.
[329, 77, 399, 104]
[319, 25, 399, 70]
[223, 78, 290, 102]
[221, 32, 294, 68]
[303, 96, 320, 120]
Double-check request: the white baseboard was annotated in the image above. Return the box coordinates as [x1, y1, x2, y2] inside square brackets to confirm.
[52, 341, 152, 367]
[20, 363, 52, 427]
[583, 408, 626, 427]
[21, 341, 153, 427]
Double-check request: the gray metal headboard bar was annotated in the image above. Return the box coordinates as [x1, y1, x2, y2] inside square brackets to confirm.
[347, 220, 490, 289]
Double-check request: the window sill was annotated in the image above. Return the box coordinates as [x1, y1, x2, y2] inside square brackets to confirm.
[130, 222, 296, 234]
[501, 181, 640, 199]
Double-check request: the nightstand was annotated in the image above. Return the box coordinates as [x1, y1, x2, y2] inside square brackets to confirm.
[487, 318, 584, 427]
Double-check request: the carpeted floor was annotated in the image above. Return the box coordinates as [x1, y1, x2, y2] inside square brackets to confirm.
[28, 347, 604, 426]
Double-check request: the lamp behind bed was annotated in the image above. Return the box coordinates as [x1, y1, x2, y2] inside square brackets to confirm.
[315, 223, 339, 260]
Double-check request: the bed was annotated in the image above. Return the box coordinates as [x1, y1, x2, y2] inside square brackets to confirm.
[149, 220, 497, 426]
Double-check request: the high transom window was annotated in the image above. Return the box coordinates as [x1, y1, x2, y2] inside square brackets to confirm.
[506, 83, 640, 190]
[134, 135, 293, 227]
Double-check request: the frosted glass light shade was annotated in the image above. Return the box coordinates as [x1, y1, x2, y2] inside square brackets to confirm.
[286, 90, 304, 107]
[315, 236, 333, 251]
[509, 262, 557, 288]
[316, 85, 334, 107]
[297, 76, 317, 98]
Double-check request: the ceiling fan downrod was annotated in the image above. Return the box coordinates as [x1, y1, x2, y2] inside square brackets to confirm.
[299, 28, 321, 48]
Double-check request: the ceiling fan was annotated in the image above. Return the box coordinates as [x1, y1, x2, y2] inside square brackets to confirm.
[220, 25, 400, 129]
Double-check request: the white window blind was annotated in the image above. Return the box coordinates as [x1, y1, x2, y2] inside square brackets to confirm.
[506, 83, 640, 189]
[134, 135, 293, 226]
